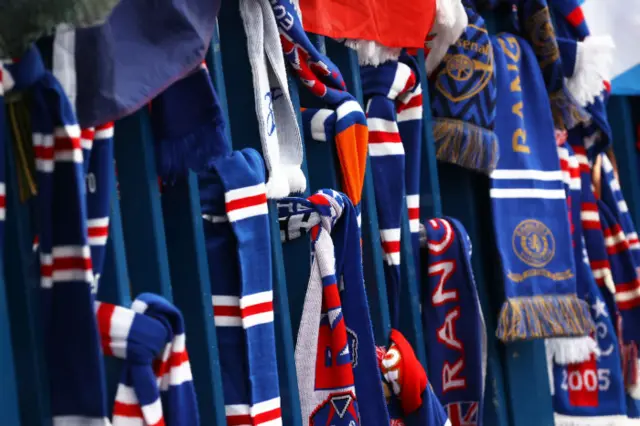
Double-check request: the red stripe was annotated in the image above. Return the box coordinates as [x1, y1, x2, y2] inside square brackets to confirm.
[54, 135, 81, 151]
[573, 146, 587, 155]
[88, 226, 109, 238]
[0, 196, 5, 208]
[149, 418, 166, 426]
[227, 414, 252, 426]
[567, 6, 585, 27]
[604, 80, 611, 93]
[34, 146, 54, 160]
[396, 94, 423, 113]
[582, 221, 602, 230]
[591, 260, 610, 269]
[408, 207, 420, 220]
[40, 263, 53, 278]
[226, 194, 267, 213]
[53, 256, 92, 271]
[254, 407, 282, 424]
[213, 305, 241, 317]
[81, 129, 95, 140]
[618, 298, 640, 310]
[382, 240, 400, 254]
[617, 280, 640, 293]
[153, 350, 189, 378]
[241, 301, 273, 318]
[368, 131, 402, 143]
[582, 202, 598, 212]
[96, 303, 116, 356]
[96, 122, 114, 131]
[113, 401, 143, 417]
[401, 74, 416, 95]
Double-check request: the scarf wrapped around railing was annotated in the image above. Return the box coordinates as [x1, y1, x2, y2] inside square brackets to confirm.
[360, 55, 421, 326]
[428, 4, 499, 174]
[277, 189, 389, 425]
[376, 329, 451, 426]
[491, 33, 594, 342]
[421, 218, 487, 426]
[199, 149, 282, 426]
[95, 293, 198, 426]
[270, 0, 369, 210]
[4, 46, 111, 425]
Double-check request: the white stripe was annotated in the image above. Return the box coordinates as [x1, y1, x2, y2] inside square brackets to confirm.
[335, 100, 361, 119]
[310, 109, 333, 142]
[385, 252, 401, 266]
[53, 245, 90, 258]
[202, 214, 228, 223]
[158, 361, 193, 390]
[251, 397, 281, 416]
[367, 117, 399, 133]
[212, 295, 240, 306]
[54, 125, 81, 139]
[619, 200, 629, 213]
[615, 287, 640, 303]
[114, 384, 138, 404]
[81, 138, 93, 150]
[111, 416, 144, 426]
[33, 133, 54, 148]
[215, 317, 243, 327]
[397, 107, 422, 122]
[95, 126, 114, 140]
[630, 242, 640, 250]
[243, 311, 274, 329]
[388, 63, 412, 99]
[581, 211, 600, 221]
[602, 155, 614, 172]
[36, 159, 54, 172]
[88, 217, 109, 227]
[225, 183, 267, 202]
[226, 404, 250, 415]
[490, 169, 563, 181]
[368, 143, 404, 156]
[605, 231, 626, 247]
[173, 333, 186, 353]
[0, 183, 4, 196]
[40, 253, 53, 288]
[55, 149, 83, 164]
[490, 188, 566, 199]
[141, 399, 163, 425]
[610, 179, 621, 191]
[406, 194, 419, 208]
[575, 153, 589, 166]
[240, 291, 273, 309]
[227, 203, 269, 222]
[553, 413, 631, 426]
[410, 218, 420, 233]
[109, 306, 136, 359]
[131, 299, 149, 314]
[592, 268, 607, 279]
[52, 416, 112, 426]
[258, 420, 283, 426]
[380, 228, 401, 241]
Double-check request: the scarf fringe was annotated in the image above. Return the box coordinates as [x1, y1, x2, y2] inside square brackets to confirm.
[496, 295, 595, 342]
[566, 35, 615, 108]
[343, 39, 402, 66]
[433, 117, 498, 174]
[554, 413, 632, 426]
[546, 336, 601, 365]
[155, 120, 229, 183]
[436, 0, 461, 30]
[266, 164, 307, 199]
[425, 0, 468, 76]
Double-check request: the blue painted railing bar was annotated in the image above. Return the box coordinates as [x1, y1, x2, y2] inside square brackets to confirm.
[4, 126, 51, 426]
[216, 3, 303, 423]
[161, 173, 227, 426]
[113, 112, 173, 300]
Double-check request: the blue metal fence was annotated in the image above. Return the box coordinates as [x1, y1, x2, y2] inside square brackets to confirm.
[1, 9, 639, 426]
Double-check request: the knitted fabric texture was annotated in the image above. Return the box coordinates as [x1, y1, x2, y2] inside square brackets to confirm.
[377, 329, 451, 426]
[240, 0, 305, 198]
[491, 33, 593, 342]
[278, 189, 389, 425]
[271, 0, 369, 209]
[150, 63, 230, 183]
[73, 0, 221, 127]
[429, 5, 498, 175]
[424, 0, 469, 77]
[422, 218, 487, 425]
[199, 149, 282, 425]
[5, 46, 109, 424]
[548, 143, 627, 425]
[360, 55, 421, 326]
[96, 293, 199, 426]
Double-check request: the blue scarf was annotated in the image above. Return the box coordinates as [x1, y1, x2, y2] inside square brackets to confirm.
[491, 33, 593, 341]
[278, 189, 389, 425]
[199, 149, 282, 425]
[422, 218, 486, 425]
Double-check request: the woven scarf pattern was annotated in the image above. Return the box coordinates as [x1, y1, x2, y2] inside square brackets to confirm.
[5, 46, 110, 425]
[278, 189, 389, 425]
[200, 149, 282, 425]
[96, 293, 198, 426]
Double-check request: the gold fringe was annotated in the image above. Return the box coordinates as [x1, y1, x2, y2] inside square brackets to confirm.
[433, 117, 498, 174]
[6, 92, 37, 201]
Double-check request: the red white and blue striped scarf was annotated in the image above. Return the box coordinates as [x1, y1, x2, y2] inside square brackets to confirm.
[200, 149, 282, 426]
[96, 293, 199, 426]
[360, 55, 422, 325]
[5, 45, 108, 425]
[278, 189, 389, 425]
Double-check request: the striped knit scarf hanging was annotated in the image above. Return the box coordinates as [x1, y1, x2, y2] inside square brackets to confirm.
[278, 189, 389, 425]
[96, 293, 199, 426]
[376, 329, 451, 426]
[360, 55, 420, 326]
[240, 0, 305, 199]
[199, 149, 282, 425]
[491, 33, 593, 342]
[421, 218, 486, 426]
[4, 45, 109, 424]
[428, 4, 499, 175]
[270, 0, 369, 210]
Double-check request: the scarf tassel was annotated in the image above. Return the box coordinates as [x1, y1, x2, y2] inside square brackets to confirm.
[546, 336, 600, 365]
[433, 117, 499, 174]
[496, 295, 595, 342]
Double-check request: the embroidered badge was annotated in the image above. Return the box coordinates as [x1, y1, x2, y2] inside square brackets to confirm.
[512, 219, 555, 268]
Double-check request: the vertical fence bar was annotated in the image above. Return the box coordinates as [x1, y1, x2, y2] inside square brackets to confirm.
[113, 111, 172, 299]
[324, 38, 392, 345]
[608, 96, 640, 225]
[161, 173, 227, 425]
[4, 128, 50, 426]
[217, 4, 303, 423]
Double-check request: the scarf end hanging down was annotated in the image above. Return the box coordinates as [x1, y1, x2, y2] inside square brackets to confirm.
[553, 413, 632, 426]
[546, 336, 600, 365]
[496, 295, 595, 342]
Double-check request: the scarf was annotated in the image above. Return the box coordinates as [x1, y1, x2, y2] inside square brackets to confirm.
[360, 55, 421, 325]
[271, 0, 369, 209]
[4, 45, 109, 424]
[377, 329, 451, 426]
[96, 293, 199, 426]
[548, 142, 627, 425]
[422, 218, 487, 425]
[199, 149, 282, 425]
[278, 189, 389, 425]
[491, 33, 593, 342]
[239, 0, 305, 199]
[428, 5, 499, 175]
